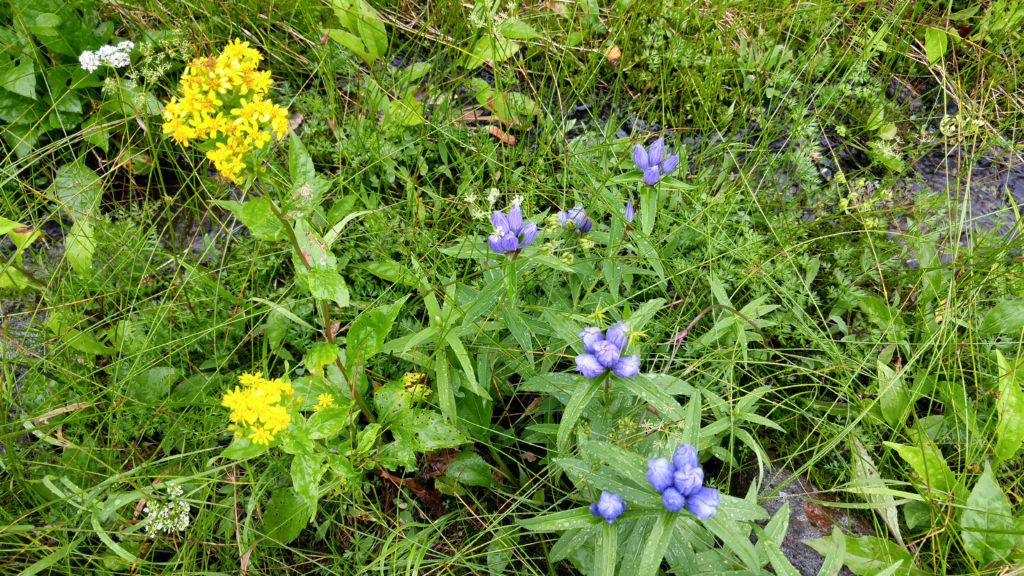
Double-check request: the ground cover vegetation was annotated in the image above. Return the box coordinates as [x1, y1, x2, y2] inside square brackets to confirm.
[1, 0, 1023, 574]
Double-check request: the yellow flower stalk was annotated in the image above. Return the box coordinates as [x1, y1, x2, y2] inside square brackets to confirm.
[161, 39, 288, 184]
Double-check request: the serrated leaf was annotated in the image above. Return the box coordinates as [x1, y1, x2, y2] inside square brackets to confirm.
[290, 452, 324, 516]
[305, 268, 350, 309]
[50, 160, 102, 218]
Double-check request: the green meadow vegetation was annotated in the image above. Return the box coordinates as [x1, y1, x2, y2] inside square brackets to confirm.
[2, 0, 1024, 574]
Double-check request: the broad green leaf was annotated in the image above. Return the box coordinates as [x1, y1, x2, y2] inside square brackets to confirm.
[556, 457, 659, 507]
[212, 198, 284, 241]
[754, 519, 800, 576]
[261, 489, 309, 545]
[803, 532, 918, 576]
[304, 342, 340, 373]
[413, 410, 467, 450]
[877, 360, 909, 428]
[884, 441, 959, 500]
[979, 300, 1024, 336]
[50, 160, 102, 218]
[308, 405, 356, 440]
[0, 59, 36, 99]
[44, 313, 114, 355]
[499, 19, 541, 39]
[815, 527, 846, 576]
[290, 452, 324, 515]
[219, 436, 270, 460]
[619, 374, 684, 420]
[704, 513, 760, 570]
[345, 295, 409, 368]
[962, 462, 1015, 565]
[444, 451, 494, 487]
[637, 510, 675, 576]
[127, 367, 179, 405]
[597, 521, 617, 576]
[924, 27, 948, 65]
[65, 219, 96, 277]
[305, 269, 350, 309]
[355, 259, 418, 287]
[466, 36, 519, 69]
[994, 351, 1024, 460]
[557, 375, 601, 452]
[851, 437, 903, 546]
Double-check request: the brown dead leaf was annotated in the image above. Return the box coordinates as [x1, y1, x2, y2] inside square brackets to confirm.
[287, 111, 304, 132]
[487, 126, 515, 145]
[421, 449, 459, 479]
[605, 45, 621, 63]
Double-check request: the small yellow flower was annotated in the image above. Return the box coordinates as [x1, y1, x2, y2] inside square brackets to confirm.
[222, 371, 293, 446]
[314, 393, 335, 412]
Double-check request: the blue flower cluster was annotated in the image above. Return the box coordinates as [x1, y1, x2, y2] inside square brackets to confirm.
[488, 205, 538, 254]
[589, 491, 625, 524]
[574, 322, 639, 378]
[557, 205, 593, 234]
[645, 443, 720, 519]
[633, 137, 679, 187]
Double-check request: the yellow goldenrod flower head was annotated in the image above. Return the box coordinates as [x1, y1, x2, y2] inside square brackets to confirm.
[161, 39, 288, 184]
[221, 371, 293, 446]
[314, 393, 335, 412]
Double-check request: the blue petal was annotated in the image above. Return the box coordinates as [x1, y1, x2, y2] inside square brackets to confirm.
[642, 167, 660, 187]
[594, 341, 621, 368]
[686, 487, 720, 519]
[499, 232, 519, 253]
[578, 326, 604, 353]
[506, 205, 523, 234]
[575, 353, 605, 378]
[491, 210, 509, 233]
[597, 492, 625, 523]
[488, 233, 506, 253]
[646, 458, 674, 492]
[605, 322, 629, 349]
[672, 444, 699, 471]
[556, 210, 569, 226]
[661, 488, 685, 512]
[648, 137, 664, 166]
[578, 216, 593, 234]
[632, 144, 650, 170]
[518, 222, 537, 248]
[673, 466, 704, 497]
[661, 153, 679, 174]
[612, 354, 639, 378]
[624, 200, 635, 223]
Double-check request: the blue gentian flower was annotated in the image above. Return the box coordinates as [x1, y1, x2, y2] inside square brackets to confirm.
[685, 487, 720, 519]
[645, 458, 674, 492]
[557, 205, 592, 234]
[633, 136, 679, 186]
[589, 491, 626, 524]
[574, 325, 640, 379]
[488, 205, 537, 254]
[672, 444, 698, 471]
[673, 465, 704, 496]
[624, 200, 635, 223]
[661, 488, 685, 512]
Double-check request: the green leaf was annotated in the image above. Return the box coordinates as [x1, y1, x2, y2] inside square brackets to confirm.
[307, 405, 355, 439]
[962, 462, 1015, 565]
[994, 351, 1024, 460]
[597, 521, 617, 576]
[0, 59, 36, 98]
[305, 269, 350, 309]
[44, 313, 114, 355]
[499, 19, 541, 39]
[444, 451, 494, 487]
[219, 436, 270, 460]
[815, 527, 846, 576]
[466, 36, 519, 69]
[519, 506, 596, 532]
[557, 375, 601, 453]
[850, 436, 903, 546]
[261, 489, 309, 545]
[127, 367, 179, 405]
[304, 342, 340, 373]
[50, 160, 102, 218]
[212, 198, 284, 241]
[804, 532, 918, 576]
[637, 510, 675, 576]
[413, 410, 467, 450]
[65, 220, 96, 277]
[754, 513, 800, 576]
[345, 295, 409, 367]
[979, 300, 1024, 336]
[884, 441, 959, 500]
[877, 361, 909, 428]
[924, 27, 948, 65]
[353, 259, 419, 287]
[290, 452, 324, 515]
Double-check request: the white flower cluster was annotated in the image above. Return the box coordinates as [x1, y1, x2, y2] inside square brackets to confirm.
[79, 41, 135, 73]
[143, 485, 190, 538]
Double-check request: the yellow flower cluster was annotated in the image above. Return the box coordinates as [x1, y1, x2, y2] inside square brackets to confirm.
[222, 371, 293, 445]
[161, 39, 289, 184]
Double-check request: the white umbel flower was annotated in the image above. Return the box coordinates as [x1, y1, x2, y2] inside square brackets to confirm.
[143, 485, 190, 538]
[80, 40, 135, 73]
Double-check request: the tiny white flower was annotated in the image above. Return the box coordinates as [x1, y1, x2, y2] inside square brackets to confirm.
[511, 194, 524, 207]
[486, 187, 500, 205]
[79, 51, 100, 72]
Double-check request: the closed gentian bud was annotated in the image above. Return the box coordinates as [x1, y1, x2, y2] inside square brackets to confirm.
[575, 353, 604, 378]
[661, 488, 685, 512]
[487, 234, 505, 253]
[578, 326, 604, 354]
[506, 204, 523, 232]
[661, 153, 679, 175]
[612, 354, 639, 378]
[491, 210, 509, 234]
[648, 137, 665, 166]
[605, 323, 629, 350]
[632, 144, 650, 171]
[519, 222, 538, 248]
[686, 487, 720, 519]
[624, 200, 635, 223]
[642, 167, 660, 187]
[646, 458, 674, 492]
[672, 444, 699, 470]
[593, 341, 621, 368]
[673, 466, 704, 497]
[590, 491, 626, 524]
